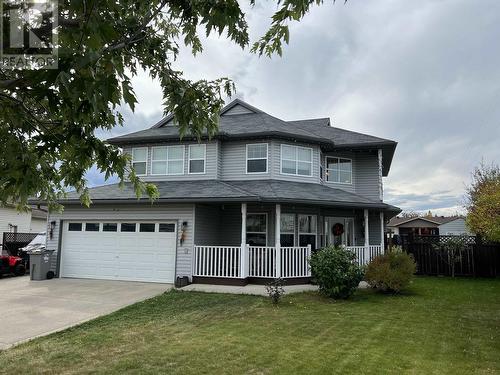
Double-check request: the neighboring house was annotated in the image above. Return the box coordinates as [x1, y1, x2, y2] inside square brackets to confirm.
[41, 99, 400, 285]
[387, 216, 470, 236]
[0, 204, 47, 253]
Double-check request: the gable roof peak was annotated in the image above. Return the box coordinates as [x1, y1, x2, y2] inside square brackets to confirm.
[151, 98, 264, 129]
[220, 98, 264, 116]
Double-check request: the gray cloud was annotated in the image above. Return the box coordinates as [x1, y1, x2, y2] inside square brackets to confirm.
[89, 0, 500, 215]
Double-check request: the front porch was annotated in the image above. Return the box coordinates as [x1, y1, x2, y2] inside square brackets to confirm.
[192, 202, 388, 284]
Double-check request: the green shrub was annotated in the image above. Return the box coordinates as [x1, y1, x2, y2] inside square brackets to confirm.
[309, 246, 364, 299]
[365, 250, 416, 293]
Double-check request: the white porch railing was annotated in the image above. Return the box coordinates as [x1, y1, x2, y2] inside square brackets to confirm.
[193, 245, 312, 279]
[193, 246, 242, 278]
[280, 246, 311, 278]
[193, 245, 380, 279]
[248, 246, 276, 278]
[346, 245, 383, 266]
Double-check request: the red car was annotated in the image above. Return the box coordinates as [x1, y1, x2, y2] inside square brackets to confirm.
[0, 253, 26, 277]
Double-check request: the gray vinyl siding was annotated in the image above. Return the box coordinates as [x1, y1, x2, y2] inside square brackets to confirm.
[221, 140, 271, 180]
[46, 203, 195, 279]
[223, 105, 253, 115]
[123, 140, 382, 203]
[194, 204, 221, 245]
[354, 152, 381, 201]
[124, 141, 218, 181]
[219, 204, 242, 246]
[439, 218, 470, 235]
[368, 212, 382, 245]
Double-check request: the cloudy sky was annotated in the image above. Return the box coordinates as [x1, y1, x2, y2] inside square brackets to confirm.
[92, 0, 500, 216]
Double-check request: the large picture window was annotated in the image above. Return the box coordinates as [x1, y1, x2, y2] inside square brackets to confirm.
[152, 146, 184, 175]
[246, 213, 267, 246]
[298, 214, 317, 249]
[281, 145, 313, 176]
[189, 144, 206, 174]
[280, 213, 295, 247]
[131, 147, 148, 176]
[246, 144, 268, 173]
[326, 157, 352, 184]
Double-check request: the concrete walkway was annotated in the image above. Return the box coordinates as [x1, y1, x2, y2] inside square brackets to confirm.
[0, 276, 171, 350]
[180, 283, 318, 296]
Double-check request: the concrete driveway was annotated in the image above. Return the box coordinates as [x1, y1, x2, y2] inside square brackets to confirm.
[0, 276, 171, 350]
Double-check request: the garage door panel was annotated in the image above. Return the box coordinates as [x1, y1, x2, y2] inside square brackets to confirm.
[61, 221, 177, 283]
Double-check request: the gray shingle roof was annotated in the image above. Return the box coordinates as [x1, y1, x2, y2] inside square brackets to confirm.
[388, 215, 464, 227]
[287, 118, 393, 146]
[107, 99, 397, 175]
[61, 179, 399, 211]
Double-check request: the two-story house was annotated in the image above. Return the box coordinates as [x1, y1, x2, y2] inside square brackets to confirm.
[45, 99, 400, 285]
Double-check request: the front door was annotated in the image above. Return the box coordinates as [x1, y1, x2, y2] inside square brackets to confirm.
[325, 217, 354, 247]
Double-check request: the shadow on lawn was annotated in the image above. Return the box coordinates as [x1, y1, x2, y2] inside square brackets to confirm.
[283, 284, 420, 307]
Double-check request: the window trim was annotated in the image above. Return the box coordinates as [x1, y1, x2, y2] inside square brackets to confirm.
[151, 145, 185, 176]
[280, 144, 313, 177]
[246, 212, 268, 246]
[325, 156, 353, 185]
[246, 143, 268, 174]
[131, 147, 148, 176]
[298, 214, 317, 247]
[188, 144, 207, 174]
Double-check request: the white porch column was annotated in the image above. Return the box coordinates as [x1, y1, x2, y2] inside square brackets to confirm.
[380, 211, 385, 253]
[364, 209, 369, 247]
[275, 204, 281, 278]
[241, 203, 247, 278]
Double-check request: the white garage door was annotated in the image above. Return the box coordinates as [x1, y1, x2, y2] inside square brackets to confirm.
[61, 221, 177, 283]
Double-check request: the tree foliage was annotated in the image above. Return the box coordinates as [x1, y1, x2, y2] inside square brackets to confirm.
[465, 162, 500, 242]
[0, 0, 335, 210]
[432, 236, 469, 277]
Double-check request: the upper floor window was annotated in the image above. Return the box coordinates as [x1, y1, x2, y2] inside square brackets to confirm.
[326, 157, 352, 184]
[188, 144, 206, 174]
[152, 146, 184, 175]
[132, 147, 148, 176]
[246, 143, 268, 174]
[281, 145, 312, 176]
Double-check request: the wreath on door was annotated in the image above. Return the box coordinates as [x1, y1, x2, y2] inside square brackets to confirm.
[332, 222, 344, 236]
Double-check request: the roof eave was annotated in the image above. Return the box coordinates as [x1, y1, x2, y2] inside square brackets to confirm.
[51, 196, 400, 211]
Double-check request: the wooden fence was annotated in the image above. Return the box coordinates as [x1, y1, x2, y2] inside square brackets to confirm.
[399, 235, 500, 277]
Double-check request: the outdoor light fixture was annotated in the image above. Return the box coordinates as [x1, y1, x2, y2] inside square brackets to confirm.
[180, 221, 188, 245]
[49, 220, 56, 239]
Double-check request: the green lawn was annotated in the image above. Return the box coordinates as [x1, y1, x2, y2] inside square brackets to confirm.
[1, 277, 499, 374]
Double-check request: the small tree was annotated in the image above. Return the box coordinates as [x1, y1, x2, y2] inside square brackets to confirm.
[432, 236, 469, 278]
[465, 162, 500, 242]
